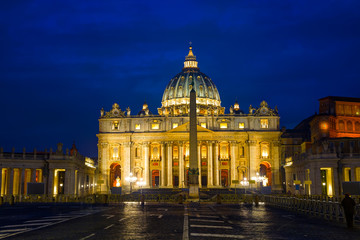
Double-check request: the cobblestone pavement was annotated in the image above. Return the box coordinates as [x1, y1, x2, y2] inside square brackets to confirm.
[187, 203, 360, 240]
[1, 203, 359, 239]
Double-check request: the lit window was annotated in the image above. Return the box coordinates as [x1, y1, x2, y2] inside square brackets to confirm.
[135, 124, 141, 130]
[260, 119, 268, 128]
[112, 121, 119, 130]
[151, 124, 159, 130]
[172, 123, 178, 129]
[239, 123, 245, 129]
[220, 123, 228, 129]
[261, 143, 269, 158]
[201, 122, 207, 128]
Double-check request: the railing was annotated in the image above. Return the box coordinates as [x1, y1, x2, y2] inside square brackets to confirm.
[264, 195, 360, 224]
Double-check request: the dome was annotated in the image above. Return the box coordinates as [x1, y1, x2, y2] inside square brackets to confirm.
[158, 46, 224, 116]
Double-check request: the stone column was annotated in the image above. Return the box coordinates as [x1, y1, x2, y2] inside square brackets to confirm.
[8, 168, 14, 195]
[31, 169, 37, 183]
[248, 140, 257, 180]
[167, 142, 173, 187]
[207, 141, 213, 187]
[100, 143, 110, 192]
[179, 142, 184, 188]
[198, 142, 202, 188]
[272, 140, 282, 191]
[144, 142, 150, 187]
[68, 170, 74, 194]
[230, 141, 238, 187]
[48, 169, 54, 196]
[351, 167, 355, 182]
[161, 142, 166, 187]
[19, 168, 25, 196]
[214, 142, 220, 186]
[0, 168, 2, 196]
[123, 142, 132, 190]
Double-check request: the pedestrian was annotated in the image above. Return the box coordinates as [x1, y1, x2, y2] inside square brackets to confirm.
[341, 193, 356, 228]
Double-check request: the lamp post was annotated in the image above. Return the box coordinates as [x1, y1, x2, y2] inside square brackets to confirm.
[251, 172, 267, 190]
[125, 172, 137, 193]
[137, 178, 146, 195]
[240, 177, 249, 194]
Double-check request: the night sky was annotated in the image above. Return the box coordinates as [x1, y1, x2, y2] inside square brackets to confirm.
[1, 0, 360, 157]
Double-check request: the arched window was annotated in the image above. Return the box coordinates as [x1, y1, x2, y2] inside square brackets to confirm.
[239, 146, 244, 157]
[152, 146, 159, 160]
[199, 85, 204, 97]
[261, 142, 270, 159]
[347, 121, 353, 131]
[173, 146, 179, 159]
[201, 145, 207, 159]
[338, 120, 345, 131]
[355, 122, 360, 132]
[113, 147, 119, 159]
[170, 87, 174, 98]
[178, 86, 183, 97]
[220, 144, 229, 159]
[208, 86, 213, 98]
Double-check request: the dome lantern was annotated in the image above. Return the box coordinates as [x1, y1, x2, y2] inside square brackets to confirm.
[158, 46, 224, 116]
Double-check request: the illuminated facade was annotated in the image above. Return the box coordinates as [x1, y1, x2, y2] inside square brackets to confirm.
[97, 47, 282, 193]
[283, 97, 360, 196]
[0, 143, 96, 196]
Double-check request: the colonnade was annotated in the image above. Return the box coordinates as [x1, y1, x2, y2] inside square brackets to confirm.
[125, 140, 278, 188]
[0, 167, 95, 196]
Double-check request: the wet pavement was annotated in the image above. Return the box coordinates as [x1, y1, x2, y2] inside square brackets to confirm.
[0, 203, 359, 239]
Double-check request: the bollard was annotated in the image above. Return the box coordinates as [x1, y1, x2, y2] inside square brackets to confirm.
[254, 195, 259, 207]
[103, 194, 108, 205]
[141, 194, 145, 206]
[9, 195, 14, 205]
[178, 194, 183, 204]
[216, 194, 221, 204]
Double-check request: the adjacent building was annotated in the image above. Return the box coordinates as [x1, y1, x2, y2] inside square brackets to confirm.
[283, 96, 360, 196]
[0, 143, 96, 196]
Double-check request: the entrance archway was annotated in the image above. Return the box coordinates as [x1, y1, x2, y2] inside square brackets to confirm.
[259, 162, 271, 186]
[152, 170, 160, 187]
[221, 170, 229, 187]
[110, 163, 121, 187]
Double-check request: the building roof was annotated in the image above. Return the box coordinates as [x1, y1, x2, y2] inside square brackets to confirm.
[319, 96, 360, 103]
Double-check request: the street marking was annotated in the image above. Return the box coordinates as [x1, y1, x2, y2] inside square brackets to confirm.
[190, 225, 233, 229]
[191, 233, 245, 238]
[104, 224, 114, 230]
[182, 206, 189, 240]
[119, 217, 127, 222]
[106, 215, 115, 219]
[1, 223, 48, 228]
[195, 214, 219, 218]
[0, 228, 28, 233]
[190, 219, 224, 223]
[157, 208, 168, 211]
[43, 216, 72, 219]
[0, 208, 108, 240]
[158, 215, 163, 219]
[79, 233, 95, 240]
[25, 218, 68, 223]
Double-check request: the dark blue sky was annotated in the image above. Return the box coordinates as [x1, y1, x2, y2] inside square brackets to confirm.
[1, 0, 360, 157]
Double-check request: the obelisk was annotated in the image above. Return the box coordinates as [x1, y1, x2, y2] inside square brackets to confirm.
[189, 84, 199, 199]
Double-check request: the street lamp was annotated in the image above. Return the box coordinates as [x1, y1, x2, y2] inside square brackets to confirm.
[240, 177, 249, 194]
[125, 172, 137, 193]
[137, 178, 146, 195]
[251, 172, 267, 188]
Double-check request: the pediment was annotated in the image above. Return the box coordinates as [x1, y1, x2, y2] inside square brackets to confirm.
[167, 122, 213, 133]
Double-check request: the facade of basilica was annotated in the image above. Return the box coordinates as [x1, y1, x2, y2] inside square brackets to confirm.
[97, 47, 282, 193]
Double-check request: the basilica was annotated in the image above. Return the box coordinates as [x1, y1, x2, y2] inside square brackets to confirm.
[97, 47, 282, 193]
